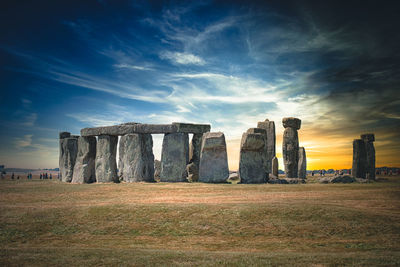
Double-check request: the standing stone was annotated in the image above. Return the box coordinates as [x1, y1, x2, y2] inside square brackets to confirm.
[198, 132, 229, 183]
[282, 117, 301, 178]
[298, 147, 307, 179]
[119, 134, 155, 182]
[72, 136, 96, 183]
[361, 134, 375, 180]
[60, 136, 78, 182]
[59, 132, 71, 181]
[239, 132, 267, 183]
[95, 135, 118, 183]
[257, 119, 276, 174]
[160, 133, 189, 182]
[271, 156, 279, 178]
[352, 139, 367, 179]
[247, 128, 267, 174]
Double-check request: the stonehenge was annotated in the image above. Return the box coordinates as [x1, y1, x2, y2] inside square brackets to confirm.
[282, 117, 301, 178]
[239, 130, 267, 183]
[352, 134, 375, 179]
[72, 136, 96, 183]
[58, 119, 317, 184]
[198, 132, 229, 183]
[59, 122, 211, 183]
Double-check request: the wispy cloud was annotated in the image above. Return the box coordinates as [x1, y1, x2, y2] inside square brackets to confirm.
[113, 63, 154, 71]
[160, 51, 205, 65]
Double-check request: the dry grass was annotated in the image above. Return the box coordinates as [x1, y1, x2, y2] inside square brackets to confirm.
[0, 175, 399, 266]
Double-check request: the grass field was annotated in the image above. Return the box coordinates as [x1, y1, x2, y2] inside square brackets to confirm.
[0, 175, 399, 266]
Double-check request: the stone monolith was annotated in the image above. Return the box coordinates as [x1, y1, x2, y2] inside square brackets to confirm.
[271, 156, 279, 178]
[282, 117, 301, 178]
[257, 119, 276, 173]
[59, 132, 71, 181]
[239, 132, 267, 183]
[298, 147, 307, 179]
[361, 134, 375, 180]
[95, 135, 118, 182]
[72, 136, 96, 183]
[352, 139, 367, 179]
[160, 133, 189, 182]
[247, 128, 267, 174]
[119, 134, 155, 182]
[198, 132, 229, 183]
[60, 136, 78, 182]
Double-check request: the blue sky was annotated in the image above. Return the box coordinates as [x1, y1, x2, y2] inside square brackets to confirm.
[1, 1, 399, 169]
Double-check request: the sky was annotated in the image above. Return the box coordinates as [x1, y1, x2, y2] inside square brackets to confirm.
[0, 0, 399, 170]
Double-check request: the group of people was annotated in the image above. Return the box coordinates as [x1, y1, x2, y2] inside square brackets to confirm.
[40, 173, 52, 179]
[1, 172, 55, 180]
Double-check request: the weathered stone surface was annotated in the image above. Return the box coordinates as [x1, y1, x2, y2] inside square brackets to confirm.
[361, 133, 375, 142]
[361, 133, 375, 180]
[352, 139, 367, 179]
[81, 122, 211, 136]
[95, 135, 118, 183]
[271, 156, 279, 178]
[60, 137, 78, 182]
[119, 134, 155, 182]
[247, 128, 267, 172]
[298, 147, 307, 179]
[239, 132, 267, 184]
[59, 132, 70, 181]
[319, 175, 356, 183]
[160, 133, 189, 182]
[173, 123, 211, 134]
[72, 136, 96, 183]
[198, 132, 229, 183]
[186, 162, 199, 182]
[282, 117, 301, 130]
[257, 119, 276, 173]
[59, 132, 71, 139]
[189, 133, 203, 167]
[282, 127, 299, 178]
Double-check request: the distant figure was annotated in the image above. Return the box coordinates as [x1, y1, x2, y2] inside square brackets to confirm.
[11, 173, 15, 180]
[45, 173, 48, 179]
[17, 175, 20, 179]
[320, 170, 323, 176]
[340, 170, 344, 175]
[311, 171, 314, 176]
[57, 173, 60, 180]
[40, 173, 42, 179]
[50, 174, 52, 179]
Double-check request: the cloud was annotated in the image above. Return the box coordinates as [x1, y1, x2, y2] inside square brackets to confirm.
[160, 51, 205, 65]
[14, 135, 33, 148]
[113, 63, 154, 71]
